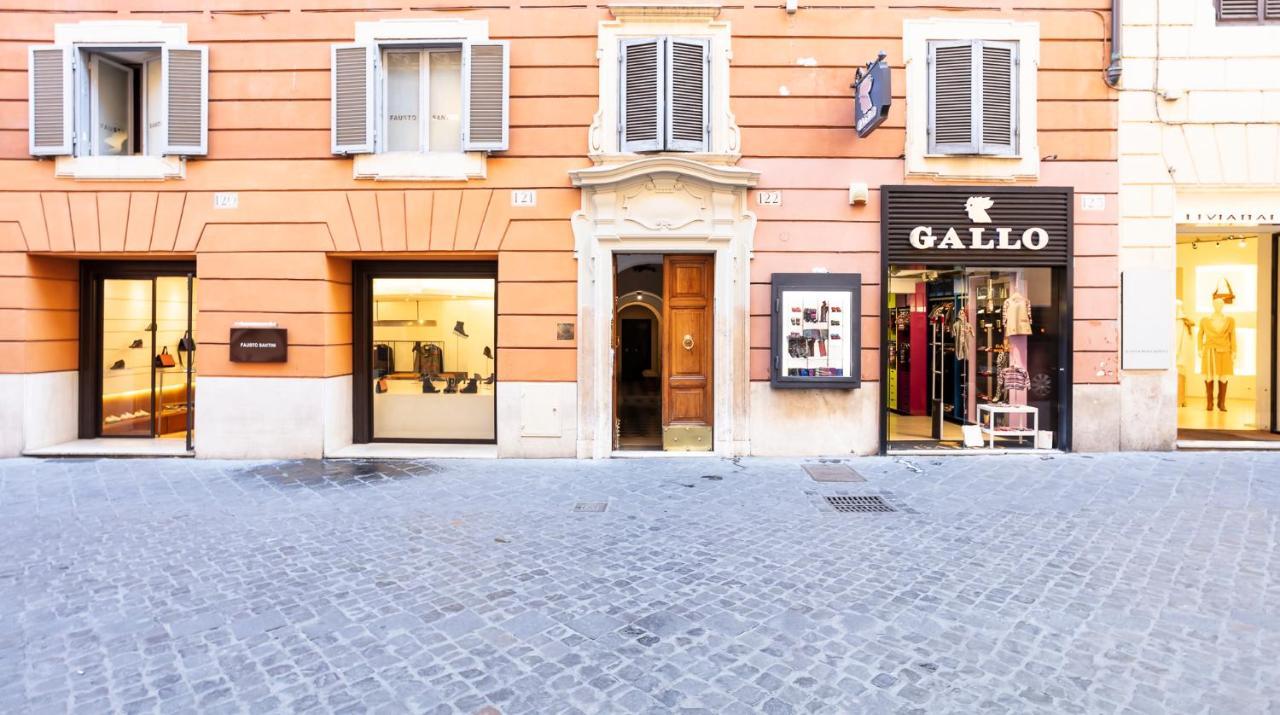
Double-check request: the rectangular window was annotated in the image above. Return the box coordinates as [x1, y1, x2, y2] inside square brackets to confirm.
[85, 48, 162, 157]
[379, 47, 463, 154]
[1217, 0, 1280, 23]
[927, 40, 1018, 157]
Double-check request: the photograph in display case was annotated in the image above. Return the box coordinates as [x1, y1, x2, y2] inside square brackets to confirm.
[770, 273, 861, 389]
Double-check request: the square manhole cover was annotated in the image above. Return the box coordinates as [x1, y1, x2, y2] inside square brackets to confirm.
[573, 501, 608, 513]
[803, 464, 866, 482]
[824, 495, 897, 513]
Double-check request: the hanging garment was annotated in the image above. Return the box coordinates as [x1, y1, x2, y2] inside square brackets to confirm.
[1002, 292, 1033, 336]
[1174, 318, 1195, 375]
[1198, 315, 1236, 377]
[950, 313, 975, 356]
[413, 342, 444, 375]
[373, 343, 393, 375]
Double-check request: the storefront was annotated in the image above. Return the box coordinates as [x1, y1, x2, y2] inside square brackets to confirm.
[352, 261, 498, 445]
[77, 262, 197, 453]
[880, 186, 1073, 452]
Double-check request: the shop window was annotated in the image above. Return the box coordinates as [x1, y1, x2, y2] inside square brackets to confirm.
[927, 40, 1018, 156]
[619, 37, 709, 153]
[1216, 0, 1280, 23]
[369, 277, 496, 442]
[28, 40, 207, 165]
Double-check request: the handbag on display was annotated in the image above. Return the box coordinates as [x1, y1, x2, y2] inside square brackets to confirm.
[376, 377, 388, 394]
[154, 347, 176, 368]
[1212, 278, 1236, 305]
[178, 331, 196, 353]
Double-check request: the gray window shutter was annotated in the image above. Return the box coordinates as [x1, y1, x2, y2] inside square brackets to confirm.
[1266, 0, 1280, 19]
[331, 43, 375, 155]
[665, 38, 709, 153]
[928, 40, 976, 155]
[28, 45, 73, 156]
[161, 45, 208, 155]
[463, 40, 509, 152]
[1218, 0, 1263, 20]
[620, 38, 662, 153]
[978, 41, 1017, 156]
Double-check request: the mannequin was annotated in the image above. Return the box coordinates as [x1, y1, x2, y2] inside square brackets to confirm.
[1198, 296, 1237, 411]
[1175, 300, 1194, 407]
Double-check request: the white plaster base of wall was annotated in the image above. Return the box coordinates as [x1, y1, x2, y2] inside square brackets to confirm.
[749, 381, 880, 457]
[1072, 384, 1122, 452]
[323, 374, 353, 456]
[1119, 371, 1178, 451]
[0, 371, 79, 457]
[497, 382, 577, 458]
[195, 376, 326, 459]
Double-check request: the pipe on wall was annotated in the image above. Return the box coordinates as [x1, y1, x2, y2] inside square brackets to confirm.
[1105, 0, 1122, 87]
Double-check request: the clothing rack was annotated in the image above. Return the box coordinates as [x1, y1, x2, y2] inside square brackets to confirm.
[374, 340, 445, 374]
[928, 302, 952, 440]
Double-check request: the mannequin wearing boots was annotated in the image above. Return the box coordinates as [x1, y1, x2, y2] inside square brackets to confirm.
[1198, 296, 1236, 411]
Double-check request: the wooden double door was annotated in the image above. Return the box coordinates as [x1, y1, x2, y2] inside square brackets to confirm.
[614, 254, 714, 451]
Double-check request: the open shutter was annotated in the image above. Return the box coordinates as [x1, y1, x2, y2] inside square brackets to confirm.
[331, 43, 375, 155]
[928, 40, 976, 155]
[161, 45, 208, 155]
[463, 40, 506, 150]
[463, 40, 509, 151]
[978, 41, 1017, 156]
[28, 45, 73, 156]
[1219, 0, 1262, 20]
[665, 38, 709, 152]
[620, 38, 662, 153]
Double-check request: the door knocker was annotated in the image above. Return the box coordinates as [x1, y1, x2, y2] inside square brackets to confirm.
[682, 334, 695, 351]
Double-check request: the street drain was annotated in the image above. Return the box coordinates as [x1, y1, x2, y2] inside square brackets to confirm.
[573, 501, 608, 513]
[824, 495, 897, 513]
[803, 464, 866, 482]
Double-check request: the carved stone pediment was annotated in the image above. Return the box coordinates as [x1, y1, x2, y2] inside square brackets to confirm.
[619, 177, 708, 232]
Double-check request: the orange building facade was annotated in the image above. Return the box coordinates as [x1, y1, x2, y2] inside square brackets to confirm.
[0, 1, 1118, 459]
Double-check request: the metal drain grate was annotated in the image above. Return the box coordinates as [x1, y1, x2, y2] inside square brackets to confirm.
[824, 495, 897, 513]
[573, 501, 608, 513]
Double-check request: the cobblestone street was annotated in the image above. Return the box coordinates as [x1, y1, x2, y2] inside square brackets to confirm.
[2, 452, 1278, 714]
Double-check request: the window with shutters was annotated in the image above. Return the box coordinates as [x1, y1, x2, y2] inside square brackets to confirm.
[928, 40, 1019, 156]
[618, 37, 709, 153]
[904, 19, 1039, 180]
[29, 23, 208, 179]
[1216, 0, 1280, 23]
[335, 20, 508, 180]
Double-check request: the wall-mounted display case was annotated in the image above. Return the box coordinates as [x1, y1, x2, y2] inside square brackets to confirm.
[770, 273, 862, 389]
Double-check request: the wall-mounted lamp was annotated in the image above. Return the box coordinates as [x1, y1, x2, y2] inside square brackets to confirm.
[848, 182, 869, 205]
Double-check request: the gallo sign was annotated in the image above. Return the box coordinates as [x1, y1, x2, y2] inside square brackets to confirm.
[882, 186, 1073, 267]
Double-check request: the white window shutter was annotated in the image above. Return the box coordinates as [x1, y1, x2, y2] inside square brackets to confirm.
[161, 45, 208, 155]
[331, 43, 375, 155]
[620, 38, 663, 153]
[28, 45, 73, 156]
[979, 41, 1017, 156]
[463, 40, 509, 152]
[928, 40, 977, 155]
[665, 38, 709, 152]
[1219, 0, 1262, 20]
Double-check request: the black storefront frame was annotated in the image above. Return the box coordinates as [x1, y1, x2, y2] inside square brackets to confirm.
[877, 185, 1074, 454]
[78, 260, 197, 449]
[352, 260, 499, 445]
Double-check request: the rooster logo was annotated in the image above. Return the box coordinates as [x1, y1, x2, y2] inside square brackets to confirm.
[965, 196, 994, 224]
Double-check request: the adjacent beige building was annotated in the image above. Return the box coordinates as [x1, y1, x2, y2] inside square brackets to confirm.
[1119, 0, 1280, 449]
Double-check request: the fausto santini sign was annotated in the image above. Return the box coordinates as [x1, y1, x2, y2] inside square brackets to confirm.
[882, 186, 1073, 267]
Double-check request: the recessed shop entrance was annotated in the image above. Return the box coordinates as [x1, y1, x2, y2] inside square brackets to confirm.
[613, 253, 714, 452]
[1173, 230, 1280, 444]
[77, 261, 197, 452]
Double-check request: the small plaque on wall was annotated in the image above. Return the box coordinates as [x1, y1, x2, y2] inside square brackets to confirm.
[230, 327, 288, 363]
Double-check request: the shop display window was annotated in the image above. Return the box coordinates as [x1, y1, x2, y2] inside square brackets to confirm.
[770, 273, 862, 389]
[370, 277, 495, 441]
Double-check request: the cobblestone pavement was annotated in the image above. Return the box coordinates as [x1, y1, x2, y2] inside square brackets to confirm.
[2, 452, 1279, 714]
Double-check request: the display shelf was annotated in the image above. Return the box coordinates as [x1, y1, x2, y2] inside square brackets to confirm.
[976, 403, 1039, 449]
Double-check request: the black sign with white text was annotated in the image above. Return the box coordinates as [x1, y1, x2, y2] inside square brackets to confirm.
[229, 328, 288, 363]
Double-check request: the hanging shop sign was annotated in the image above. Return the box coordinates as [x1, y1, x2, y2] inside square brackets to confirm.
[770, 273, 862, 389]
[229, 325, 288, 363]
[881, 186, 1073, 267]
[852, 52, 892, 138]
